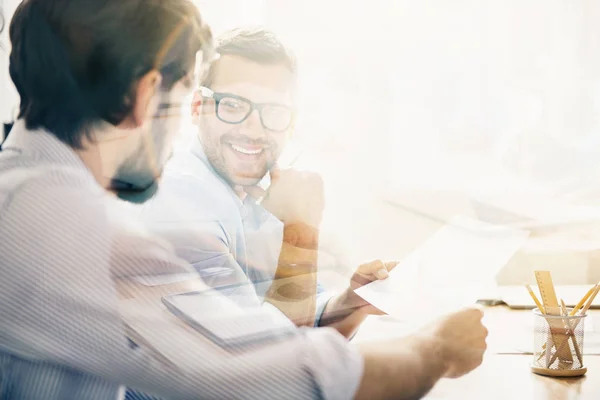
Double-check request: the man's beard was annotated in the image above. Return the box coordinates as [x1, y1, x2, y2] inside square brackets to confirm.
[111, 151, 160, 204]
[111, 172, 159, 204]
[202, 131, 280, 187]
[111, 125, 169, 204]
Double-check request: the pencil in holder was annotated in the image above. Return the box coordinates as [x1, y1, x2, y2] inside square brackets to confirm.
[531, 308, 587, 377]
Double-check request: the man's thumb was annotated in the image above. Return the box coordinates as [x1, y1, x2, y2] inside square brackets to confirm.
[269, 163, 282, 181]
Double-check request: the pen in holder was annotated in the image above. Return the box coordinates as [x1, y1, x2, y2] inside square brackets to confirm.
[531, 308, 587, 377]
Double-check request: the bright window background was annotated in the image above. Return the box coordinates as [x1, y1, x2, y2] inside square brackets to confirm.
[192, 0, 600, 201]
[3, 1, 600, 196]
[196, 0, 600, 273]
[3, 1, 600, 236]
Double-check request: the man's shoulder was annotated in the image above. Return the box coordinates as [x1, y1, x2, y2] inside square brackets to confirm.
[0, 161, 113, 275]
[163, 147, 215, 183]
[0, 158, 102, 215]
[143, 151, 240, 222]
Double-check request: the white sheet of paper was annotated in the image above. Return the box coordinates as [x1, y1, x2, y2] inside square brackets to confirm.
[355, 215, 530, 321]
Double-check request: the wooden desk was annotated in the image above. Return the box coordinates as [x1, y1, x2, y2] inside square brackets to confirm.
[424, 354, 600, 400]
[116, 278, 600, 399]
[352, 306, 600, 400]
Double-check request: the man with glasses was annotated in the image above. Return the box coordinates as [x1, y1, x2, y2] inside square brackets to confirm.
[126, 28, 488, 400]
[137, 28, 401, 333]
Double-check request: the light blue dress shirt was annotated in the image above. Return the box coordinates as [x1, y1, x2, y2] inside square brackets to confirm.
[138, 135, 330, 323]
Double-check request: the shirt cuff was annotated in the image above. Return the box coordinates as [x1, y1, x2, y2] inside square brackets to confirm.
[314, 291, 334, 327]
[302, 328, 364, 400]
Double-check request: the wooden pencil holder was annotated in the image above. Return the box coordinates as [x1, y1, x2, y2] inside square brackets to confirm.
[530, 308, 587, 377]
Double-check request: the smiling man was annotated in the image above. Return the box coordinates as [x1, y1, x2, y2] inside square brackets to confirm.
[196, 50, 293, 187]
[137, 28, 401, 335]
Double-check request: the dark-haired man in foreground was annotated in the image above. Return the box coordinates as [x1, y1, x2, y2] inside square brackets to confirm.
[0, 1, 487, 399]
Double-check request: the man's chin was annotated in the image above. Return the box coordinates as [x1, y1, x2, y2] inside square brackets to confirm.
[230, 175, 263, 187]
[220, 164, 268, 187]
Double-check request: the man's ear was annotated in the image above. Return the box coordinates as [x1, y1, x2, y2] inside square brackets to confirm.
[191, 89, 202, 121]
[130, 70, 162, 128]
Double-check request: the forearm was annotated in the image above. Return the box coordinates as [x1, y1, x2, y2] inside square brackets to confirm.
[318, 289, 366, 338]
[323, 309, 368, 339]
[355, 335, 447, 400]
[319, 289, 357, 323]
[269, 241, 319, 326]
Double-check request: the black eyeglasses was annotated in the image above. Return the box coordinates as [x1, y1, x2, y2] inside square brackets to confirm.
[200, 86, 294, 132]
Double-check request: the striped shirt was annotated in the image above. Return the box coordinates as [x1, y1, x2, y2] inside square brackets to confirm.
[0, 120, 363, 400]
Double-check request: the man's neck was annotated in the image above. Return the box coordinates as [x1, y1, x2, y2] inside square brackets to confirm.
[75, 147, 111, 189]
[74, 124, 129, 190]
[232, 184, 247, 200]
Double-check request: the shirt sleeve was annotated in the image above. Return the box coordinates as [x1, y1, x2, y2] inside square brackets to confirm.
[136, 178, 257, 289]
[315, 284, 334, 327]
[0, 176, 363, 400]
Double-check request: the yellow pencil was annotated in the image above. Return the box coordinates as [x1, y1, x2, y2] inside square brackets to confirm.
[525, 284, 545, 314]
[579, 284, 600, 315]
[570, 283, 598, 316]
[547, 291, 597, 366]
[549, 298, 584, 367]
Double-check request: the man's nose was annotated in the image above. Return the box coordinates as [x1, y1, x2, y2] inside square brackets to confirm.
[239, 109, 266, 140]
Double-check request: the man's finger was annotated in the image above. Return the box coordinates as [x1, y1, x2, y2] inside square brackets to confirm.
[374, 268, 389, 280]
[385, 261, 400, 272]
[269, 163, 281, 181]
[373, 260, 400, 279]
[357, 259, 389, 279]
[356, 260, 380, 275]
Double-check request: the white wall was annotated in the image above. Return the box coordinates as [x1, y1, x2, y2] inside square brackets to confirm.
[251, 0, 600, 202]
[384, 1, 600, 199]
[4, 0, 600, 201]
[193, 0, 266, 35]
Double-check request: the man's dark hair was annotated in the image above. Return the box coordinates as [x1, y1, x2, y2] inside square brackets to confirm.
[202, 27, 296, 88]
[9, 0, 213, 148]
